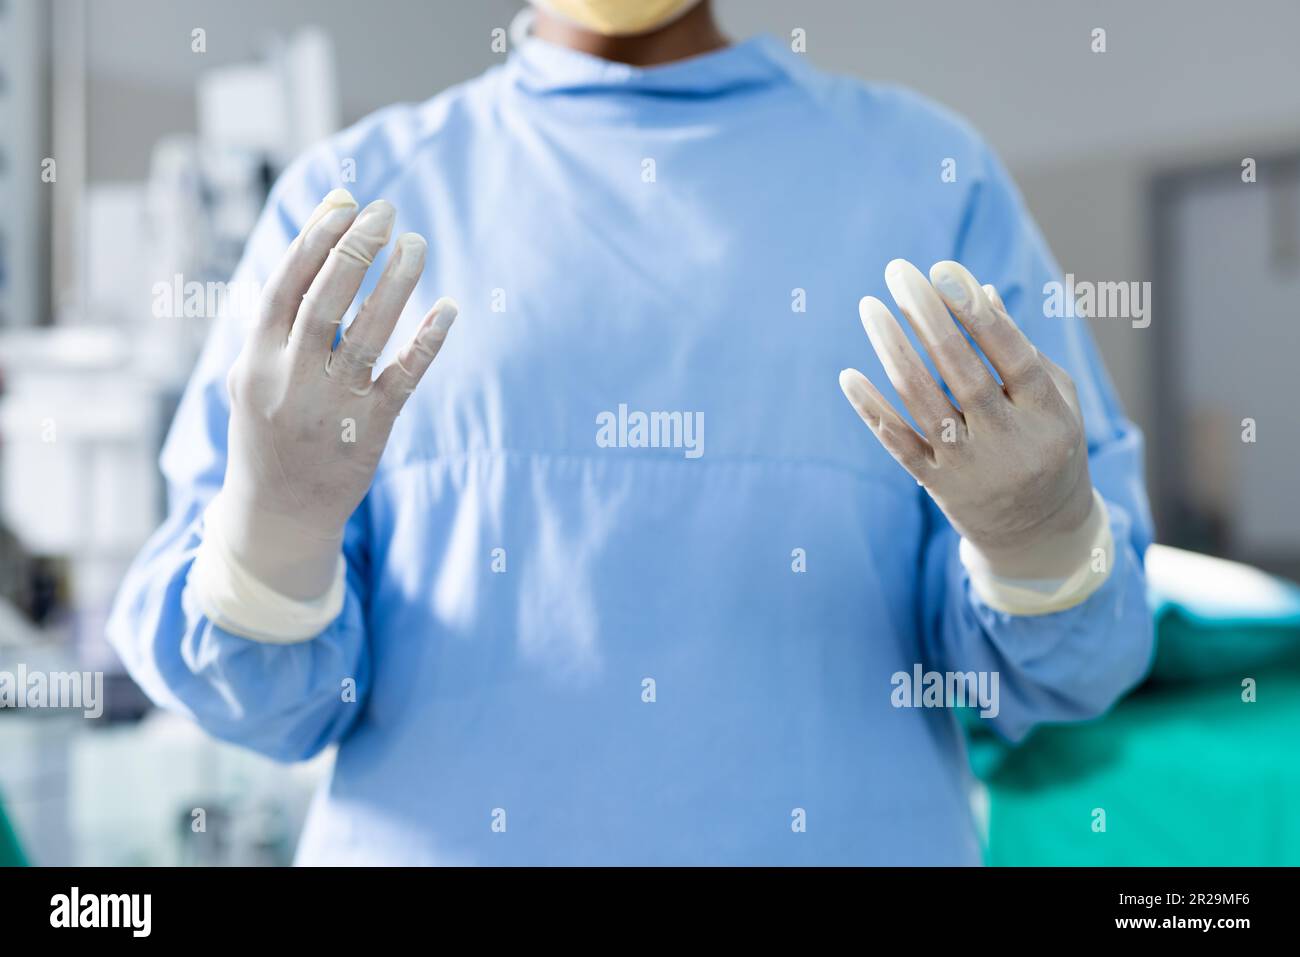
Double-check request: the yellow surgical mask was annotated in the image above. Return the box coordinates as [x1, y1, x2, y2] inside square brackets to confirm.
[531, 0, 704, 37]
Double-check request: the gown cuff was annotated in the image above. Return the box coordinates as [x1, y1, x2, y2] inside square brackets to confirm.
[958, 489, 1114, 616]
[186, 497, 346, 643]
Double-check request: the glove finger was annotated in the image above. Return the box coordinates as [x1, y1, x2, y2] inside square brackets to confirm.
[929, 262, 1053, 407]
[1037, 349, 1083, 419]
[326, 233, 427, 395]
[859, 295, 962, 446]
[373, 297, 459, 415]
[289, 199, 396, 359]
[838, 368, 936, 480]
[884, 259, 1004, 415]
[255, 190, 358, 343]
[981, 283, 1007, 314]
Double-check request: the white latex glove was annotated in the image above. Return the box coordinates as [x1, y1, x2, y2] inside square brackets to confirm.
[839, 259, 1110, 612]
[193, 189, 458, 638]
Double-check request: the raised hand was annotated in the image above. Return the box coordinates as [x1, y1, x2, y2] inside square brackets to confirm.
[216, 189, 458, 599]
[839, 259, 1099, 582]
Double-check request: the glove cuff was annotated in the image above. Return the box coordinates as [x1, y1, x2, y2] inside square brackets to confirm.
[187, 494, 346, 643]
[959, 489, 1114, 616]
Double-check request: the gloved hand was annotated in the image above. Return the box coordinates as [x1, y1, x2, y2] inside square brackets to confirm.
[202, 188, 458, 619]
[838, 259, 1108, 600]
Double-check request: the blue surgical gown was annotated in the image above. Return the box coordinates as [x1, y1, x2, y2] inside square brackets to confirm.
[108, 33, 1154, 865]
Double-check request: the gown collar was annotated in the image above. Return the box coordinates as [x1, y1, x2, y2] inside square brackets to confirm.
[504, 7, 794, 99]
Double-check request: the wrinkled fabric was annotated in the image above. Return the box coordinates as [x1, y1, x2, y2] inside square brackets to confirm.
[108, 33, 1154, 865]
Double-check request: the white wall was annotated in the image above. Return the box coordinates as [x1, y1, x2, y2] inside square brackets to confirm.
[717, 0, 1300, 170]
[82, 1, 1300, 174]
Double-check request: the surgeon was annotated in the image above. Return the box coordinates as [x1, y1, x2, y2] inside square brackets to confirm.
[109, 0, 1153, 865]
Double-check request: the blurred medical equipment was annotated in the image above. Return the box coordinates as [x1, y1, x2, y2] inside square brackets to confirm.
[0, 26, 341, 662]
[0, 0, 49, 330]
[0, 327, 168, 669]
[0, 18, 341, 866]
[0, 700, 328, 865]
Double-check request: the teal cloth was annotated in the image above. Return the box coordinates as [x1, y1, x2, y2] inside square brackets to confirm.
[0, 792, 26, 867]
[974, 547, 1300, 865]
[980, 670, 1300, 865]
[1146, 545, 1300, 682]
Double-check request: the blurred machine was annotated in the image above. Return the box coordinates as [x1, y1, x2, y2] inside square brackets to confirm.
[0, 25, 340, 662]
[0, 0, 48, 330]
[0, 15, 339, 865]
